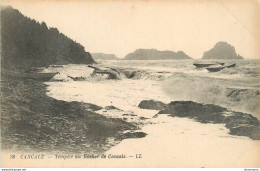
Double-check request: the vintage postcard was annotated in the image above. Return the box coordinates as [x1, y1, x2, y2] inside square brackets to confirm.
[1, 0, 260, 168]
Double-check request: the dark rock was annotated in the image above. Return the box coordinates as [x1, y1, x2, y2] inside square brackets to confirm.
[86, 120, 119, 136]
[105, 105, 122, 111]
[1, 79, 137, 153]
[10, 120, 38, 132]
[159, 101, 227, 123]
[122, 132, 147, 139]
[224, 112, 260, 139]
[138, 100, 167, 110]
[140, 99, 260, 140]
[84, 103, 103, 111]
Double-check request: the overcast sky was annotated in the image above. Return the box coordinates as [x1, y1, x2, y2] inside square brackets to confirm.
[2, 0, 260, 59]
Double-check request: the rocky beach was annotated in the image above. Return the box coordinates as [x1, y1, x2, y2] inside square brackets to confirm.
[1, 78, 139, 154]
[1, 4, 260, 168]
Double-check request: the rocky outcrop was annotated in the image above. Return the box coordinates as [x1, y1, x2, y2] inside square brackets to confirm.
[125, 49, 191, 60]
[122, 132, 147, 139]
[138, 100, 260, 139]
[1, 78, 137, 153]
[202, 42, 243, 60]
[138, 100, 168, 110]
[91, 53, 120, 60]
[1, 6, 95, 71]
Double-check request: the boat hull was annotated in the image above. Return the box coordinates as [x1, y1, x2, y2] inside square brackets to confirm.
[206, 67, 225, 72]
[193, 63, 215, 68]
[193, 62, 225, 68]
[206, 63, 236, 72]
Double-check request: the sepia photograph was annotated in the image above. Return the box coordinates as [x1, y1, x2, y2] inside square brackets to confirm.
[1, 0, 260, 168]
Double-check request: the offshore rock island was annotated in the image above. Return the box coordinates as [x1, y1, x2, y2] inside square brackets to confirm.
[202, 41, 243, 60]
[124, 49, 192, 60]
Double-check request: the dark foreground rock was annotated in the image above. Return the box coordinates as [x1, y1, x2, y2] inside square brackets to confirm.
[122, 132, 147, 139]
[1, 78, 137, 154]
[138, 100, 260, 139]
[104, 105, 122, 111]
[138, 100, 168, 110]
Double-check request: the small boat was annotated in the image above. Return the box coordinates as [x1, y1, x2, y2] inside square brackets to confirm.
[193, 62, 225, 68]
[206, 63, 236, 72]
[1, 69, 59, 81]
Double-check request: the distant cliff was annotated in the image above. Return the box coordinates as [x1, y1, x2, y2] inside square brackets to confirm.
[202, 42, 243, 60]
[91, 53, 120, 60]
[124, 49, 191, 60]
[1, 6, 95, 70]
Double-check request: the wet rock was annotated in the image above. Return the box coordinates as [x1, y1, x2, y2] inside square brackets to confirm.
[104, 105, 122, 111]
[138, 100, 167, 110]
[1, 79, 137, 153]
[140, 99, 260, 140]
[224, 112, 260, 139]
[122, 132, 147, 139]
[40, 126, 58, 135]
[159, 101, 227, 123]
[85, 103, 103, 111]
[10, 120, 38, 133]
[86, 120, 119, 137]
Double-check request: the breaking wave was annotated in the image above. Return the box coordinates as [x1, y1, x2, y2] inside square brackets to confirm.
[119, 68, 170, 81]
[162, 72, 260, 119]
[218, 66, 259, 76]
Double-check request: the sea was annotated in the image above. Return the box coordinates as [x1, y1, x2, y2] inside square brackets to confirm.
[43, 59, 260, 167]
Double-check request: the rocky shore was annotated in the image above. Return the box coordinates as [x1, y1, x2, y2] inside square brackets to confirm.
[139, 100, 260, 140]
[1, 78, 139, 154]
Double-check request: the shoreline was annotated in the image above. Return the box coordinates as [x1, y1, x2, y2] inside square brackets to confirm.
[1, 78, 139, 154]
[1, 61, 260, 161]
